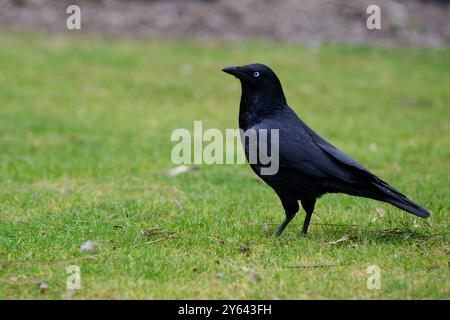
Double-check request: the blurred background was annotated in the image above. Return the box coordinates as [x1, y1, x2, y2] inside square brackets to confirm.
[1, 0, 449, 46]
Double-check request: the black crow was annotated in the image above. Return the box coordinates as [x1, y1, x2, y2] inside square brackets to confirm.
[222, 63, 430, 236]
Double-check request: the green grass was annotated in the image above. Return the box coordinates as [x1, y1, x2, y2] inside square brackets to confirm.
[0, 33, 449, 299]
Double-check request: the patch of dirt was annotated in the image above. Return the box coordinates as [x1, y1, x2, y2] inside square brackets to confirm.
[0, 0, 449, 46]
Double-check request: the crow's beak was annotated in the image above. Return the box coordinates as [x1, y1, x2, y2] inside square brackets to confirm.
[222, 66, 247, 79]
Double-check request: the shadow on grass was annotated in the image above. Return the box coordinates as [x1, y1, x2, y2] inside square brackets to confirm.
[257, 221, 442, 243]
[312, 222, 443, 243]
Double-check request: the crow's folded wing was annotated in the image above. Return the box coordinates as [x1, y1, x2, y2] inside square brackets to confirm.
[298, 119, 373, 175]
[255, 109, 374, 183]
[255, 114, 360, 183]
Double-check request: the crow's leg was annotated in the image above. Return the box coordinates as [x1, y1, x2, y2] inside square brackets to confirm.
[300, 199, 316, 236]
[275, 196, 299, 237]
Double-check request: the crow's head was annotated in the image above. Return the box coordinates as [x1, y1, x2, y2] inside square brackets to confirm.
[222, 63, 284, 95]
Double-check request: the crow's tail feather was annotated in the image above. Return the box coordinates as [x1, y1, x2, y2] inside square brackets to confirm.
[335, 178, 431, 218]
[371, 179, 430, 218]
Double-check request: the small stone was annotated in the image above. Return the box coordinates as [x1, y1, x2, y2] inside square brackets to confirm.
[80, 240, 97, 252]
[38, 282, 48, 293]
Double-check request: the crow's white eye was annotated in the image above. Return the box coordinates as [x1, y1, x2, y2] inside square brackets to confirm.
[253, 71, 260, 77]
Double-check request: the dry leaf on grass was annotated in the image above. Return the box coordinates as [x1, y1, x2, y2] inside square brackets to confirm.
[241, 266, 261, 282]
[329, 235, 361, 245]
[141, 228, 176, 237]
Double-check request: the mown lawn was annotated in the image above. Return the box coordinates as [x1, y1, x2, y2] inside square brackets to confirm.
[0, 34, 448, 299]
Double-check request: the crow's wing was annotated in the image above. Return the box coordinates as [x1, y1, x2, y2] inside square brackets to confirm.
[298, 116, 430, 218]
[253, 107, 431, 218]
[298, 119, 372, 176]
[256, 108, 372, 183]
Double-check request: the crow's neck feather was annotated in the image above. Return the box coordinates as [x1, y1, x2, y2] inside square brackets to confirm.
[238, 82, 287, 129]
